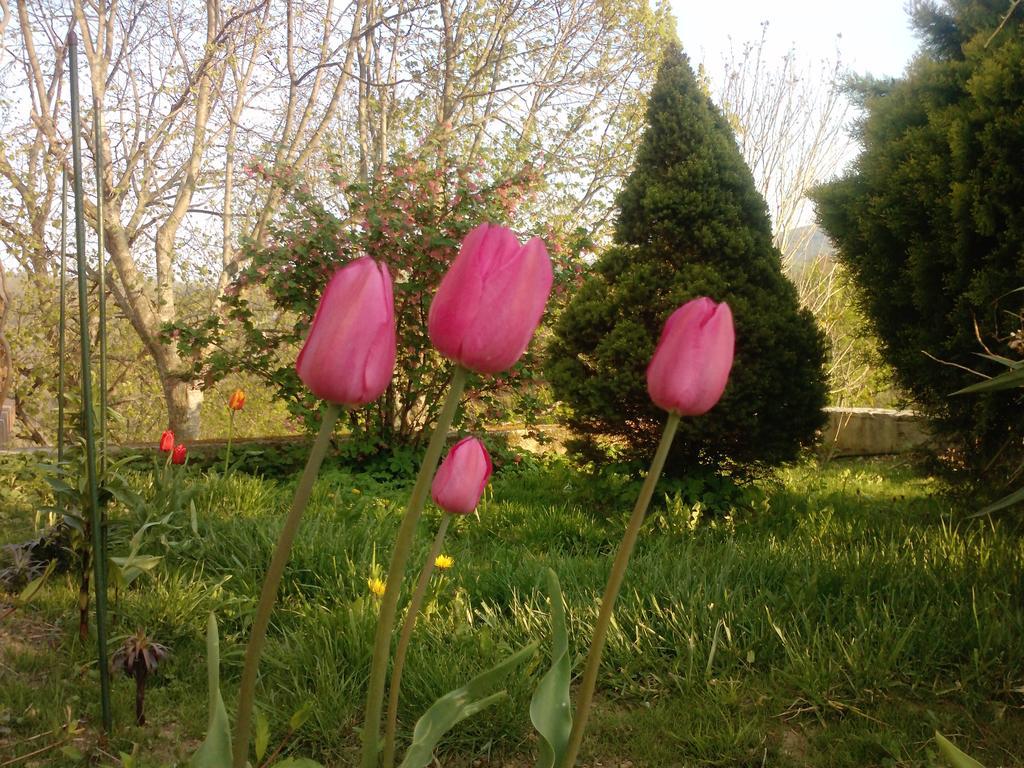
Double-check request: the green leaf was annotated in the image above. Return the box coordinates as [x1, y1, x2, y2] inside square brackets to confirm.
[289, 701, 314, 731]
[110, 554, 163, 573]
[16, 560, 56, 605]
[255, 708, 270, 762]
[398, 642, 538, 768]
[530, 569, 573, 768]
[107, 485, 145, 511]
[973, 353, 1020, 368]
[934, 732, 985, 768]
[271, 759, 323, 768]
[953, 366, 1024, 394]
[45, 477, 76, 495]
[970, 485, 1024, 517]
[59, 745, 84, 760]
[189, 614, 233, 768]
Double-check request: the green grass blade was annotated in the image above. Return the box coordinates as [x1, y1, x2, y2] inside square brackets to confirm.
[16, 560, 57, 605]
[935, 732, 985, 767]
[398, 642, 538, 768]
[530, 569, 573, 768]
[953, 366, 1024, 394]
[255, 709, 270, 763]
[971, 485, 1024, 516]
[190, 614, 234, 768]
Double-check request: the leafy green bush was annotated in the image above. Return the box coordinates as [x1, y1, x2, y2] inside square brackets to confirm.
[546, 43, 828, 477]
[173, 151, 577, 450]
[813, 1, 1024, 488]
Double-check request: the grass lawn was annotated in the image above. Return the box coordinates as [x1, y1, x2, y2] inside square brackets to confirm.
[1, 453, 1022, 767]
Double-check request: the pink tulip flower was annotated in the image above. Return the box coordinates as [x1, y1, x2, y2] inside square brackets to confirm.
[428, 223, 553, 374]
[431, 437, 493, 515]
[296, 257, 397, 406]
[646, 297, 735, 416]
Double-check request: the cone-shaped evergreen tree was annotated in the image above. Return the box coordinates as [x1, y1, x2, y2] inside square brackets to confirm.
[546, 42, 828, 476]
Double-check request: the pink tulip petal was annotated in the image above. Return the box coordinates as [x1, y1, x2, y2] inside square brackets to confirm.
[431, 437, 493, 515]
[429, 224, 523, 362]
[429, 225, 553, 374]
[646, 298, 735, 416]
[296, 258, 396, 406]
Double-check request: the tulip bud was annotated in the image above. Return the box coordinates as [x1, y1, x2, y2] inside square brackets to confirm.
[431, 437, 492, 515]
[171, 444, 188, 465]
[296, 258, 397, 406]
[159, 430, 175, 452]
[228, 389, 246, 411]
[428, 223, 553, 374]
[646, 297, 735, 416]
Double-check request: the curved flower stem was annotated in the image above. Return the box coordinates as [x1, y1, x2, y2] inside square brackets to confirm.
[560, 412, 680, 768]
[381, 513, 453, 768]
[360, 365, 468, 768]
[231, 402, 342, 768]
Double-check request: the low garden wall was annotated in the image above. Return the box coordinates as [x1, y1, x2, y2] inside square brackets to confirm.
[819, 407, 932, 457]
[0, 407, 933, 458]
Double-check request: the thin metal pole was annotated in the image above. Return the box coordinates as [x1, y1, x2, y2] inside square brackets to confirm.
[58, 173, 67, 464]
[69, 30, 112, 732]
[94, 99, 107, 473]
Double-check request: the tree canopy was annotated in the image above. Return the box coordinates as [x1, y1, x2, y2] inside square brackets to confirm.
[547, 42, 828, 477]
[813, 0, 1024, 487]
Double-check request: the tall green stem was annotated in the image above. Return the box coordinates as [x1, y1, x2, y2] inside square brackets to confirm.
[231, 403, 341, 768]
[94, 97, 107, 474]
[57, 173, 67, 464]
[381, 513, 453, 768]
[69, 31, 112, 731]
[560, 412, 680, 768]
[224, 409, 235, 475]
[360, 365, 468, 768]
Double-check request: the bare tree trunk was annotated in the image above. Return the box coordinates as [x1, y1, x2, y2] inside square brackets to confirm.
[0, 257, 11, 408]
[162, 376, 204, 440]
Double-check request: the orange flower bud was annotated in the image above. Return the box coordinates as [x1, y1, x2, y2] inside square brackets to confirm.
[228, 389, 246, 411]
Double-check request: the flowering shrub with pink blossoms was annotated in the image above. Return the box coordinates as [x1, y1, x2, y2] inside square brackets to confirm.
[169, 154, 587, 456]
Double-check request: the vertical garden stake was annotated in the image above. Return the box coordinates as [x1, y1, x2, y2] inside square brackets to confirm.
[94, 97, 108, 473]
[69, 30, 113, 732]
[58, 173, 67, 463]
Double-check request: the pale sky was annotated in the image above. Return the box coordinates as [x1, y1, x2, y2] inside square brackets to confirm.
[671, 0, 921, 79]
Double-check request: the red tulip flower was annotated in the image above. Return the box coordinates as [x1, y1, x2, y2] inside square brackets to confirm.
[228, 389, 246, 411]
[646, 297, 735, 416]
[159, 430, 175, 452]
[171, 444, 187, 465]
[431, 437, 492, 515]
[428, 223, 553, 374]
[296, 257, 396, 406]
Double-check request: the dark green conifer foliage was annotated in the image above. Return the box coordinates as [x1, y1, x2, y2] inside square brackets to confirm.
[546, 43, 828, 476]
[813, 0, 1024, 487]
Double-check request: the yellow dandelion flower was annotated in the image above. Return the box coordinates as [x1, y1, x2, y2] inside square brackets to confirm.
[434, 554, 454, 570]
[367, 577, 386, 598]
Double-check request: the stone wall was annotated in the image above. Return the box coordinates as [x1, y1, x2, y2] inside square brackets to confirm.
[0, 398, 13, 448]
[820, 407, 932, 457]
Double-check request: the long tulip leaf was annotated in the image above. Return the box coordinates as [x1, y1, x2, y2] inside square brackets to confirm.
[189, 614, 234, 767]
[934, 732, 985, 768]
[970, 485, 1024, 517]
[398, 642, 538, 768]
[530, 569, 573, 768]
[953, 366, 1024, 394]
